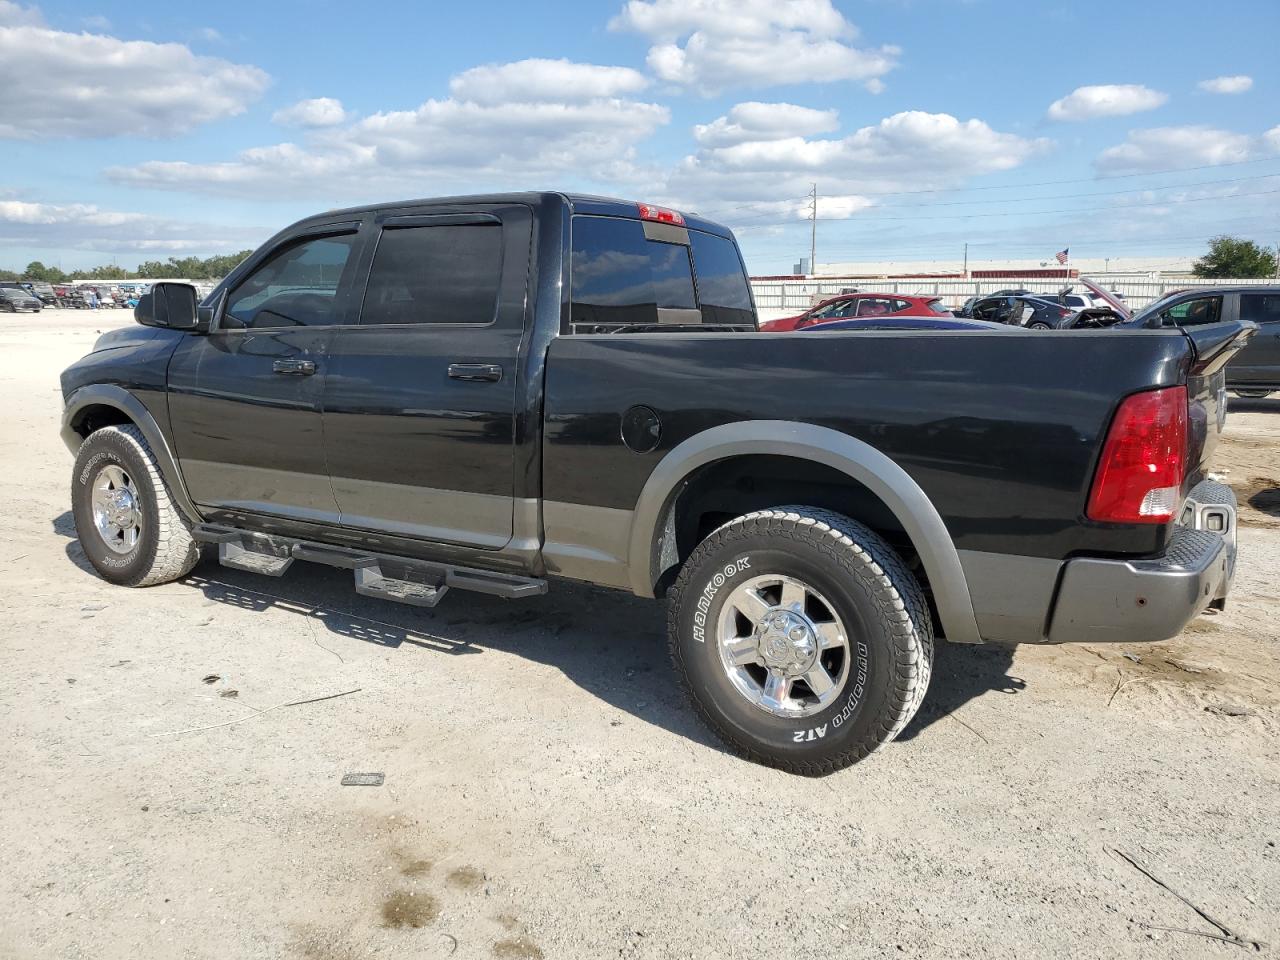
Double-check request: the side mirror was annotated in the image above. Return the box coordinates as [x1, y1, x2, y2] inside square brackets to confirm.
[135, 282, 205, 331]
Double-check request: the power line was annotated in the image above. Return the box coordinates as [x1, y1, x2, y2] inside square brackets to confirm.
[736, 186, 1280, 225]
[818, 155, 1280, 199]
[711, 169, 1280, 224]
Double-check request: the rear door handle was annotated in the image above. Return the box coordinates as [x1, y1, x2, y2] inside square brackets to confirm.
[272, 359, 316, 376]
[447, 363, 503, 382]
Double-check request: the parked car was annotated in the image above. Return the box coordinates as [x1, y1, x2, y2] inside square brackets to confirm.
[26, 282, 57, 306]
[801, 316, 1013, 332]
[957, 294, 1073, 328]
[60, 192, 1249, 773]
[0, 287, 42, 312]
[761, 293, 951, 331]
[1108, 284, 1280, 397]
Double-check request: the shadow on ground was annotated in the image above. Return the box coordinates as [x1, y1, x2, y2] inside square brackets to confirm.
[52, 510, 1026, 758]
[1227, 395, 1280, 414]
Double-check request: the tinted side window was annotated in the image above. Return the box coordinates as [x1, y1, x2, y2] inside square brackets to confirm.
[224, 233, 357, 329]
[1161, 296, 1222, 327]
[1240, 294, 1280, 324]
[571, 216, 696, 328]
[689, 230, 754, 325]
[856, 297, 899, 316]
[360, 224, 502, 326]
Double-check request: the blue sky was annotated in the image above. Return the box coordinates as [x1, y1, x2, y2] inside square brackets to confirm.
[1, 0, 1277, 273]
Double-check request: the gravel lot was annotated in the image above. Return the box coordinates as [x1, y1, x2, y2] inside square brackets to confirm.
[2, 310, 1278, 960]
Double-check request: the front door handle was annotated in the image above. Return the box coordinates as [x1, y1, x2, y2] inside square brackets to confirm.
[272, 358, 316, 376]
[447, 363, 502, 382]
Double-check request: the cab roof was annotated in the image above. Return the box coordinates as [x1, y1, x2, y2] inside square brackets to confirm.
[304, 191, 736, 240]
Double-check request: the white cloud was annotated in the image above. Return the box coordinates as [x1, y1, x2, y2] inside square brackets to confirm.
[110, 60, 670, 198]
[0, 3, 269, 139]
[1096, 124, 1280, 173]
[0, 1, 41, 25]
[667, 109, 1050, 225]
[1198, 75, 1253, 95]
[610, 0, 898, 95]
[449, 58, 649, 104]
[198, 26, 223, 42]
[0, 199, 261, 253]
[693, 102, 839, 146]
[272, 97, 348, 128]
[1047, 84, 1168, 121]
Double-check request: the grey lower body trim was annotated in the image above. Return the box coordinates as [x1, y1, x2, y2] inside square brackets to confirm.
[957, 550, 1062, 644]
[542, 500, 633, 590]
[185, 460, 342, 521]
[329, 476, 515, 550]
[1047, 527, 1231, 644]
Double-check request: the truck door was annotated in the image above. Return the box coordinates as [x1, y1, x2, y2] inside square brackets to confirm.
[1228, 292, 1280, 389]
[321, 205, 532, 548]
[166, 222, 366, 523]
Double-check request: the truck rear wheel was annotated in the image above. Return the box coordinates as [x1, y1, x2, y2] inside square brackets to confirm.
[71, 424, 201, 587]
[668, 507, 933, 775]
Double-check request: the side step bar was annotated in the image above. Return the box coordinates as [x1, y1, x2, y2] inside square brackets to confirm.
[192, 524, 547, 608]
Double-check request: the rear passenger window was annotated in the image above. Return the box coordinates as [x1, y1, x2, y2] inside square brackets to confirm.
[1241, 294, 1280, 324]
[571, 216, 696, 329]
[689, 230, 754, 325]
[361, 223, 502, 325]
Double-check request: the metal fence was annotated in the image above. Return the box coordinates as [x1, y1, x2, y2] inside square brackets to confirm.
[749, 276, 1270, 315]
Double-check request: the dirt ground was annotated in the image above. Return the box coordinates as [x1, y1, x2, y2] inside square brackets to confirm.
[2, 310, 1278, 960]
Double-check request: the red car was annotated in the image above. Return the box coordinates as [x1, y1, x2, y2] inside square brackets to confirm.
[760, 293, 952, 331]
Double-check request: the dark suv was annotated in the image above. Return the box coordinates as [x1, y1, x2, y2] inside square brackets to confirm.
[1121, 286, 1280, 397]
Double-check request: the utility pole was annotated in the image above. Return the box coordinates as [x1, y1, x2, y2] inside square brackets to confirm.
[963, 242, 968, 278]
[808, 183, 817, 277]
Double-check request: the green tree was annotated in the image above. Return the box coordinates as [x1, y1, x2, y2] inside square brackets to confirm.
[5, 248, 254, 282]
[1193, 236, 1278, 279]
[23, 261, 66, 283]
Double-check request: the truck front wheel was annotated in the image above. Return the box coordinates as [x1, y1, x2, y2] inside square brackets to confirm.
[667, 507, 933, 775]
[71, 424, 201, 587]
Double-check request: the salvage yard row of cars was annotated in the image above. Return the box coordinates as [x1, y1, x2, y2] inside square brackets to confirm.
[0, 280, 145, 310]
[762, 282, 1280, 398]
[56, 193, 1262, 773]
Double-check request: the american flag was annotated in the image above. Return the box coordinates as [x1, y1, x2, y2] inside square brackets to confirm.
[1054, 248, 1069, 265]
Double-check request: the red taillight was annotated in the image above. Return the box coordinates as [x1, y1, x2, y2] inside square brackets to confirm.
[1087, 386, 1187, 523]
[638, 203, 685, 225]
[1058, 308, 1072, 319]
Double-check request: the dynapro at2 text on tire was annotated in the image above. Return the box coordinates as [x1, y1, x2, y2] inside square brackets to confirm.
[71, 424, 200, 587]
[668, 507, 933, 775]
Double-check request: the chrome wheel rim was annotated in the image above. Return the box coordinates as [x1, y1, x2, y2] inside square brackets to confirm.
[90, 464, 142, 555]
[716, 574, 850, 718]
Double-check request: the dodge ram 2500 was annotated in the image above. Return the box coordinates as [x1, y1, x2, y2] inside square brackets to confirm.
[60, 192, 1253, 773]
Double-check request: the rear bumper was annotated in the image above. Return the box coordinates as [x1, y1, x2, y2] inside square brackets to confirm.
[1046, 481, 1236, 644]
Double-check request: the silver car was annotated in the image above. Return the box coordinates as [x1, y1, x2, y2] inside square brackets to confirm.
[0, 288, 43, 313]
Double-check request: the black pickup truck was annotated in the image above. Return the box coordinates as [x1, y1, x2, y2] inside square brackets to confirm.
[60, 192, 1252, 774]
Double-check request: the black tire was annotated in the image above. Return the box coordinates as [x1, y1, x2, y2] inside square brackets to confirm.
[1028, 321, 1051, 330]
[1233, 389, 1272, 399]
[668, 507, 934, 775]
[71, 424, 200, 587]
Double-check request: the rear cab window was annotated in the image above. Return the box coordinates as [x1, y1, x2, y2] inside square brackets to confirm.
[569, 215, 754, 332]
